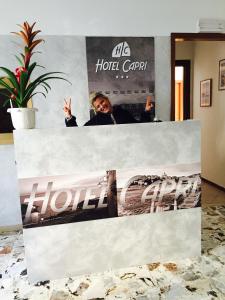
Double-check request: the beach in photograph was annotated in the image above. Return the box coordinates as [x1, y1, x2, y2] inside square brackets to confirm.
[117, 163, 201, 217]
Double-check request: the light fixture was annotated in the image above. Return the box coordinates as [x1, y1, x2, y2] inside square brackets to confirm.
[197, 18, 225, 33]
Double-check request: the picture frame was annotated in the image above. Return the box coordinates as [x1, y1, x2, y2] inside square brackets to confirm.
[219, 59, 225, 90]
[200, 78, 212, 107]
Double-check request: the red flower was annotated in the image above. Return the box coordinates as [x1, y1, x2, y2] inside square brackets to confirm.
[10, 88, 18, 101]
[15, 67, 26, 83]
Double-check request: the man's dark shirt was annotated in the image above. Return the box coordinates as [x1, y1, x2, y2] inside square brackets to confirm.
[66, 105, 153, 127]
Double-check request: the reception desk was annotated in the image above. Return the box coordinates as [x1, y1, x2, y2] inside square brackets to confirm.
[13, 121, 201, 282]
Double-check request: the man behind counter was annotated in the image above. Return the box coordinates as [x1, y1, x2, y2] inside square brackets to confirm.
[64, 92, 154, 127]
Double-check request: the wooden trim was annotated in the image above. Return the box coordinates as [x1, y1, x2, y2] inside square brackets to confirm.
[202, 177, 225, 192]
[171, 32, 225, 42]
[0, 133, 13, 145]
[171, 34, 175, 121]
[175, 60, 191, 119]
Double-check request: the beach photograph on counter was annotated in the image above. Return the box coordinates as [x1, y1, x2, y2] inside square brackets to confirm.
[19, 162, 201, 228]
[116, 163, 201, 217]
[19, 170, 117, 228]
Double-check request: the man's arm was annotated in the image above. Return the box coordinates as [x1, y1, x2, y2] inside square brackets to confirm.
[65, 115, 78, 127]
[140, 95, 154, 122]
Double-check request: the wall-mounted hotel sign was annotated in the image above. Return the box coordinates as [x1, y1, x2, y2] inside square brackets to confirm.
[86, 37, 155, 121]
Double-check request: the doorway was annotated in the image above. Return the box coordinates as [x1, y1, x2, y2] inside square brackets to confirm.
[175, 60, 190, 121]
[170, 32, 225, 121]
[170, 32, 225, 189]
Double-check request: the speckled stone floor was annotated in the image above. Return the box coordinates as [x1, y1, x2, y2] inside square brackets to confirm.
[0, 205, 225, 300]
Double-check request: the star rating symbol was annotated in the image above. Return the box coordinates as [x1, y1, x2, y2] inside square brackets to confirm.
[115, 75, 129, 79]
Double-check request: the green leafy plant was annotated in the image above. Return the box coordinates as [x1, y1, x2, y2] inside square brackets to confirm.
[0, 21, 70, 108]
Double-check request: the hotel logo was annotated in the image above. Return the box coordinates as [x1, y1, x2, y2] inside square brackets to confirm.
[112, 41, 131, 58]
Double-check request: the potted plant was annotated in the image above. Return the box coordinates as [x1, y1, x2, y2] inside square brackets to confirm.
[0, 21, 70, 129]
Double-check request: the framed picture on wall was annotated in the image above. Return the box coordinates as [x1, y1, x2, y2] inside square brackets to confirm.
[219, 59, 225, 90]
[200, 79, 212, 107]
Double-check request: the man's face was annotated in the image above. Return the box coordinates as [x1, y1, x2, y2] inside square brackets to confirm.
[93, 97, 112, 113]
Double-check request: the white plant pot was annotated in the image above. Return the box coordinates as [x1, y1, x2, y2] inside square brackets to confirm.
[7, 108, 38, 129]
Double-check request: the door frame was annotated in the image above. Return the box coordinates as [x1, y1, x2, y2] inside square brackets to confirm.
[170, 32, 225, 121]
[175, 60, 191, 120]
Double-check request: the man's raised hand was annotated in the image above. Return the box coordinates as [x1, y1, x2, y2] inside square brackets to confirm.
[63, 97, 72, 118]
[145, 95, 153, 112]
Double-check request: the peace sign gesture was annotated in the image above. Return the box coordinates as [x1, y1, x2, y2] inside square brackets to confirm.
[145, 95, 154, 112]
[63, 97, 72, 118]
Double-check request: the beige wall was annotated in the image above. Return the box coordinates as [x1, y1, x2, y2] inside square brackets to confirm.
[193, 42, 225, 188]
[176, 41, 195, 60]
[193, 41, 225, 188]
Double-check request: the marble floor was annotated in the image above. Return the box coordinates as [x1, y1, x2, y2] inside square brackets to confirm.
[0, 182, 225, 300]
